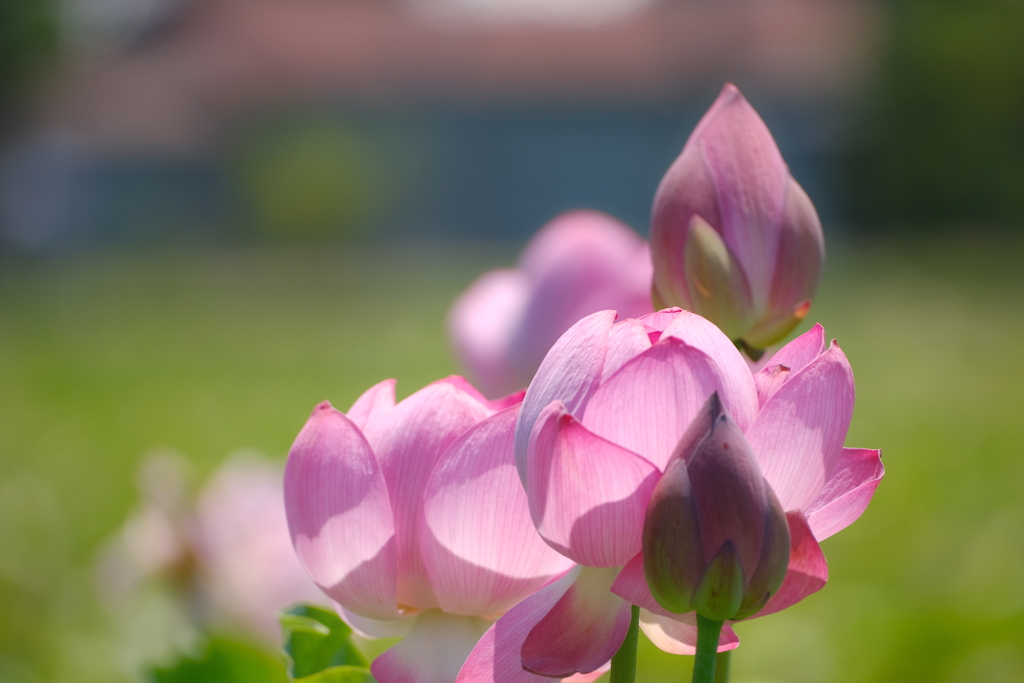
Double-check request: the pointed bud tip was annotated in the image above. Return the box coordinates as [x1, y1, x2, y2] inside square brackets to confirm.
[706, 391, 723, 417]
[720, 82, 742, 100]
[667, 391, 729, 465]
[705, 392, 737, 436]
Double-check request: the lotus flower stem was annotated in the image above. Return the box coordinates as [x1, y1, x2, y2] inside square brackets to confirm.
[609, 605, 641, 683]
[714, 651, 731, 683]
[692, 615, 725, 683]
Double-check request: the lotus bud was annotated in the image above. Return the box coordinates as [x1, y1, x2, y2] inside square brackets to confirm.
[651, 84, 824, 358]
[642, 393, 790, 621]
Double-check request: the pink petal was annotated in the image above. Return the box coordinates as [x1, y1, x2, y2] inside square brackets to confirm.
[347, 379, 397, 434]
[448, 269, 532, 399]
[752, 364, 792, 413]
[638, 611, 739, 656]
[765, 323, 826, 369]
[609, 553, 669, 616]
[745, 341, 855, 512]
[696, 85, 788, 308]
[527, 402, 660, 567]
[582, 337, 750, 471]
[452, 212, 653, 402]
[372, 611, 492, 683]
[368, 382, 493, 609]
[421, 406, 574, 616]
[521, 567, 632, 677]
[456, 568, 582, 683]
[660, 310, 759, 430]
[743, 178, 824, 350]
[753, 324, 825, 407]
[488, 390, 527, 412]
[805, 448, 884, 541]
[601, 318, 653, 383]
[748, 511, 828, 619]
[515, 310, 617, 484]
[638, 308, 685, 338]
[284, 402, 398, 620]
[518, 210, 647, 285]
[744, 348, 777, 374]
[431, 375, 522, 414]
[563, 665, 611, 683]
[650, 117, 722, 313]
[510, 212, 653, 376]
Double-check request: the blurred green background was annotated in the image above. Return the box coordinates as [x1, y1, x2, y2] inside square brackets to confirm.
[2, 234, 1024, 682]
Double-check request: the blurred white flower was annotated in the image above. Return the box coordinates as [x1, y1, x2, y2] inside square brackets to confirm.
[193, 453, 323, 639]
[95, 449, 320, 645]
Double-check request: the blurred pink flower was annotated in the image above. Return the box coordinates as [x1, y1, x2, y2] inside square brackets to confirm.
[458, 309, 882, 680]
[95, 451, 320, 644]
[285, 377, 592, 683]
[192, 454, 323, 639]
[651, 84, 825, 354]
[448, 211, 653, 398]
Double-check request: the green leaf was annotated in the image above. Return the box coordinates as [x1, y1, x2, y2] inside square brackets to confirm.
[280, 603, 370, 680]
[147, 636, 287, 683]
[297, 665, 376, 683]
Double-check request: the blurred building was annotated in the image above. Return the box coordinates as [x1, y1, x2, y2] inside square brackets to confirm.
[0, 0, 882, 250]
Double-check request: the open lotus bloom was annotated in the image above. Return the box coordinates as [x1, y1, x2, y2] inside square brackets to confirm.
[651, 84, 825, 356]
[448, 210, 653, 399]
[284, 377, 610, 683]
[458, 309, 882, 680]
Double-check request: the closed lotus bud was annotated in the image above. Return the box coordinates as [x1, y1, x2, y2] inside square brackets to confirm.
[651, 84, 825, 358]
[642, 393, 790, 621]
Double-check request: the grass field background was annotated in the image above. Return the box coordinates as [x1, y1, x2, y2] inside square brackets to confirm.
[2, 233, 1023, 683]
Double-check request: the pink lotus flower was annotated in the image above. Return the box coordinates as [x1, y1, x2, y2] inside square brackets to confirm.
[448, 210, 653, 398]
[458, 309, 882, 680]
[651, 84, 825, 355]
[285, 377, 595, 683]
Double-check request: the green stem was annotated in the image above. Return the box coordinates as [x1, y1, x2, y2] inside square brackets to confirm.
[691, 615, 724, 683]
[713, 650, 731, 683]
[610, 605, 641, 683]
